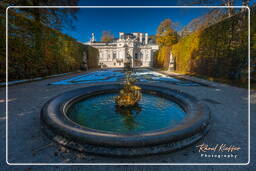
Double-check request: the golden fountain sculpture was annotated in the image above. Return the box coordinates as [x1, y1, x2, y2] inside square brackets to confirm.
[115, 71, 142, 107]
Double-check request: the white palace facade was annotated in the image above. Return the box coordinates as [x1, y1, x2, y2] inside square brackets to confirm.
[85, 32, 159, 68]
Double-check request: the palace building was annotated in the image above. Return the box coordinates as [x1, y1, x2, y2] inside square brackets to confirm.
[85, 32, 159, 68]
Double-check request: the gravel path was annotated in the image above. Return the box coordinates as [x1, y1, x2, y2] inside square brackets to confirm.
[0, 69, 255, 170]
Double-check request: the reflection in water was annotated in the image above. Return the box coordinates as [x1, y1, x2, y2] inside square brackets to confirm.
[115, 105, 142, 130]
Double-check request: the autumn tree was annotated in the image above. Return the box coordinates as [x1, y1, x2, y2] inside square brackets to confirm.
[179, 0, 248, 17]
[101, 31, 114, 43]
[155, 19, 178, 70]
[179, 0, 251, 33]
[182, 9, 227, 33]
[156, 19, 178, 47]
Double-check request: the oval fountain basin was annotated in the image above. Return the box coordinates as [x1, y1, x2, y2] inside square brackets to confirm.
[67, 93, 186, 133]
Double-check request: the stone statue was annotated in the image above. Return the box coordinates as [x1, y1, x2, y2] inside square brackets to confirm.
[90, 33, 95, 42]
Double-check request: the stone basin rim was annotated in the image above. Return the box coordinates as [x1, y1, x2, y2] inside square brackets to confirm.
[41, 83, 211, 148]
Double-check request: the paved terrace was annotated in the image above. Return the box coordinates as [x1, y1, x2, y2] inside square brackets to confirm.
[0, 68, 255, 171]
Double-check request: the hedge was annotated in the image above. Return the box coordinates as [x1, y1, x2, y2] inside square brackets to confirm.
[0, 12, 99, 82]
[172, 8, 255, 84]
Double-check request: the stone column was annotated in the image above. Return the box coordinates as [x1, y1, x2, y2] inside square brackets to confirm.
[145, 33, 148, 44]
[139, 33, 143, 43]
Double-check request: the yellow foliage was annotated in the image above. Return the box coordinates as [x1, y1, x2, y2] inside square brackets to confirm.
[155, 46, 171, 70]
[155, 18, 178, 70]
[171, 10, 252, 82]
[172, 31, 201, 73]
[0, 12, 99, 81]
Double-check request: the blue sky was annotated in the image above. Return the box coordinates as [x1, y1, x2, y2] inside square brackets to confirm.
[62, 0, 255, 43]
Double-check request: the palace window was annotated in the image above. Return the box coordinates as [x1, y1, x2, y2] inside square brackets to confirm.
[135, 53, 138, 59]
